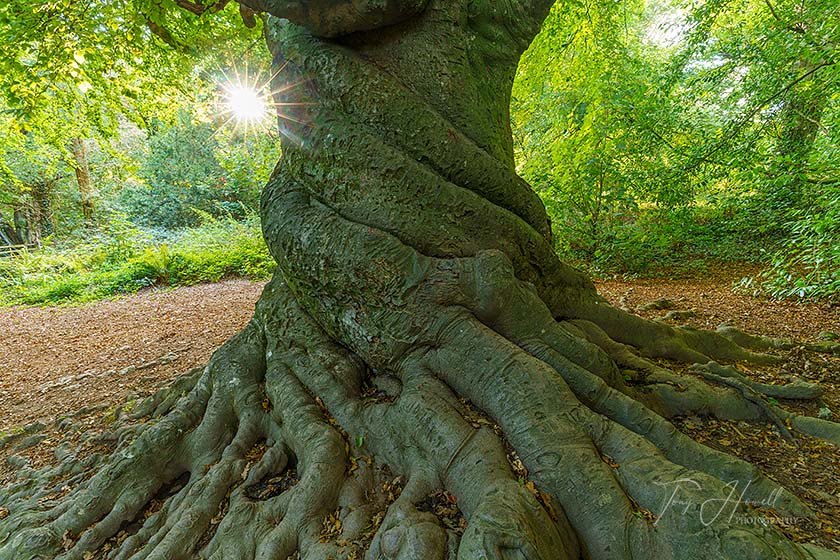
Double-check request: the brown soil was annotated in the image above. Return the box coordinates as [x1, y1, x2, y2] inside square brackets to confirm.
[594, 264, 840, 341]
[0, 279, 265, 432]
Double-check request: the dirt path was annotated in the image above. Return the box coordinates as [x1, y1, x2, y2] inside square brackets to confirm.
[594, 267, 840, 341]
[0, 279, 265, 432]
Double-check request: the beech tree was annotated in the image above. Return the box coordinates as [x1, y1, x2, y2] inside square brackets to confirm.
[2, 1, 840, 559]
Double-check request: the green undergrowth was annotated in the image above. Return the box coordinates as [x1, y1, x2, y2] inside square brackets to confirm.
[756, 194, 840, 302]
[0, 214, 275, 307]
[554, 207, 774, 281]
[549, 201, 839, 302]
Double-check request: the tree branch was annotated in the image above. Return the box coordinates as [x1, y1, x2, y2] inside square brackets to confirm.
[690, 58, 836, 169]
[172, 0, 230, 15]
[145, 18, 183, 49]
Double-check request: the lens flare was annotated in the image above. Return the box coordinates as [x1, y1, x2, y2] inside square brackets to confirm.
[215, 62, 313, 145]
[225, 85, 268, 124]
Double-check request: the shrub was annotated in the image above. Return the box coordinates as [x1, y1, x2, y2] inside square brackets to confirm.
[117, 113, 275, 229]
[0, 214, 275, 306]
[757, 191, 840, 301]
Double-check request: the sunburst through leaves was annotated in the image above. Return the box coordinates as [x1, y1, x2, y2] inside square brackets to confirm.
[225, 85, 267, 124]
[216, 62, 312, 144]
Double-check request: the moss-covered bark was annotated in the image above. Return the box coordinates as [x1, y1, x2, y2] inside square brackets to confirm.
[2, 2, 840, 559]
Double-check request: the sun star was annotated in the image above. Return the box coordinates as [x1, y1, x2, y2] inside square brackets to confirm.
[225, 85, 267, 124]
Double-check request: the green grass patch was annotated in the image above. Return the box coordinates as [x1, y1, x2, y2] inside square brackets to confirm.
[0, 215, 275, 307]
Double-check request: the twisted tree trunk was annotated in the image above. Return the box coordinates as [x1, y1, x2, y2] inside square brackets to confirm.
[2, 2, 840, 559]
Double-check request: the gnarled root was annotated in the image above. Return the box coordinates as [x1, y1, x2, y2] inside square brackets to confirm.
[0, 277, 572, 560]
[3, 267, 838, 560]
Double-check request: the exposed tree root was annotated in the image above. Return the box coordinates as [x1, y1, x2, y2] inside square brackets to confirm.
[3, 263, 838, 559]
[717, 326, 840, 356]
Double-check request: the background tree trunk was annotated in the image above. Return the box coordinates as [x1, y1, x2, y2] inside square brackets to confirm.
[13, 207, 30, 245]
[71, 136, 96, 226]
[28, 178, 55, 244]
[769, 67, 826, 212]
[0, 214, 22, 246]
[765, 1, 830, 215]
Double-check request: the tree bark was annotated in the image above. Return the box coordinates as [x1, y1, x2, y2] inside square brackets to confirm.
[0, 213, 22, 247]
[1, 2, 839, 560]
[28, 178, 55, 244]
[13, 207, 30, 245]
[71, 136, 96, 226]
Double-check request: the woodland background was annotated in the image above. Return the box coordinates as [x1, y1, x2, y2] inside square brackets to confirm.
[1, 0, 837, 305]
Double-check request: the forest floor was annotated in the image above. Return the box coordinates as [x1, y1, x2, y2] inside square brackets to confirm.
[1, 268, 839, 550]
